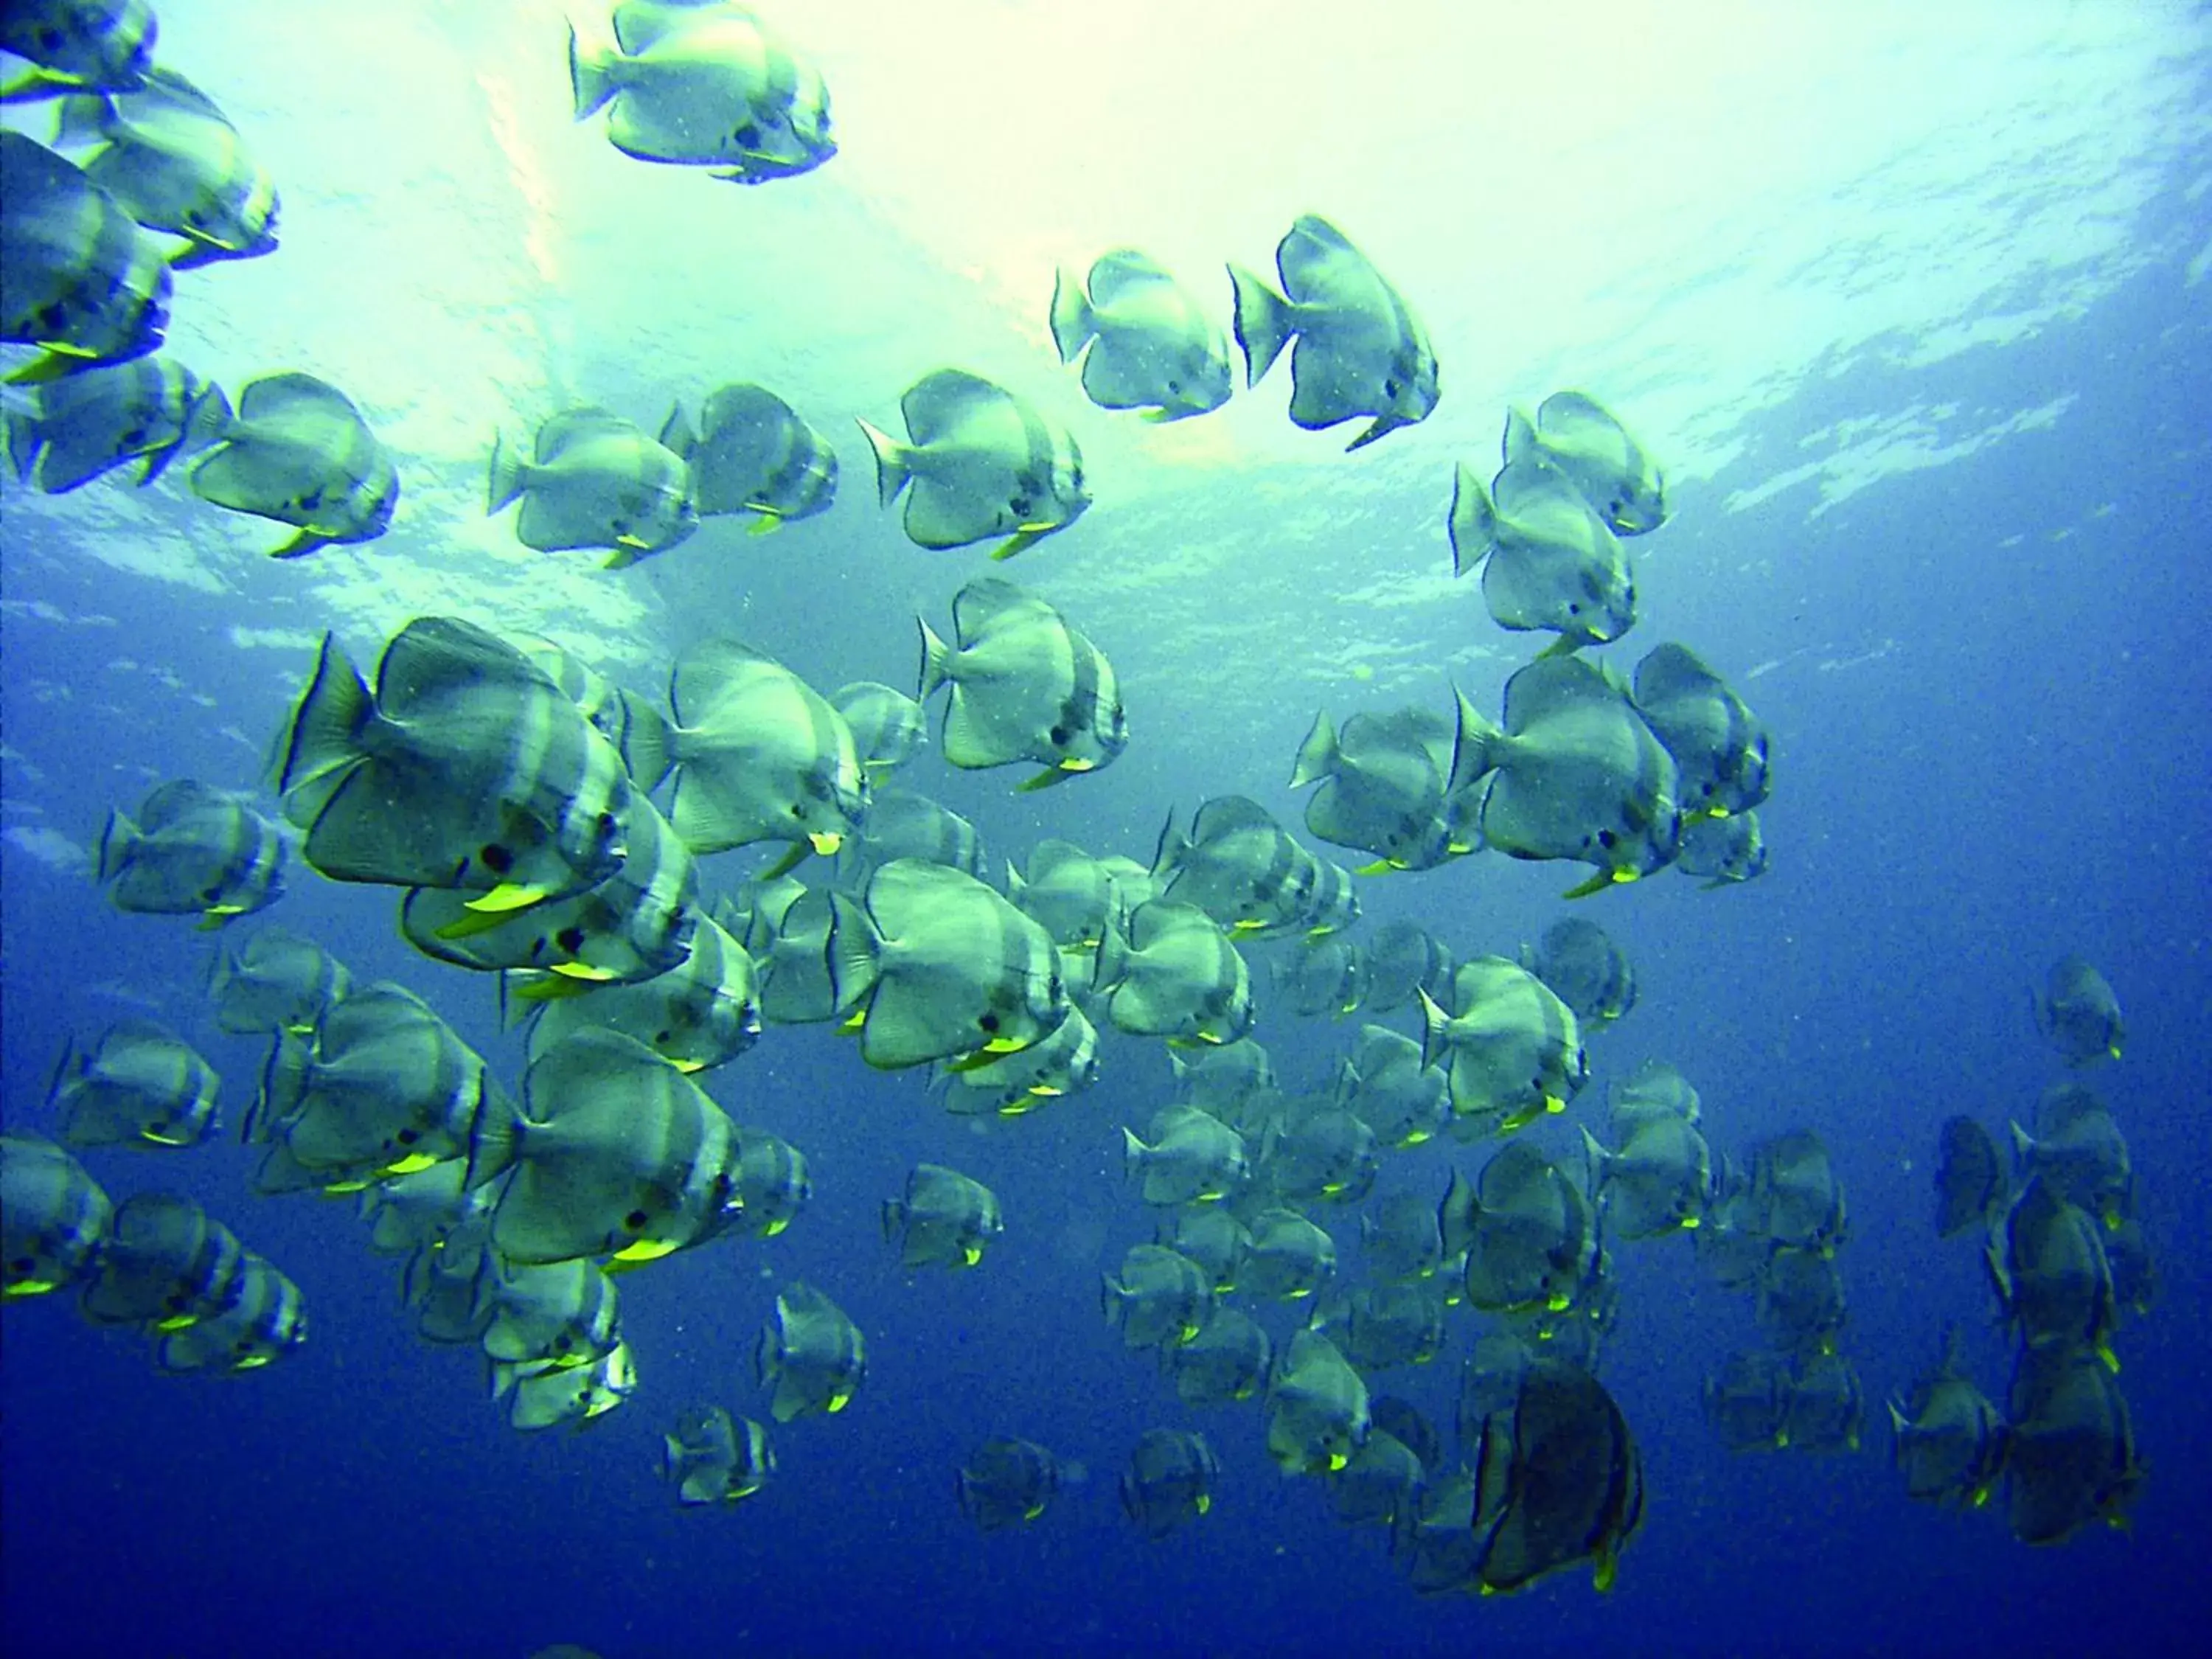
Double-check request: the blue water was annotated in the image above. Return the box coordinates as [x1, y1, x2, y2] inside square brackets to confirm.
[6, 6, 2212, 1657]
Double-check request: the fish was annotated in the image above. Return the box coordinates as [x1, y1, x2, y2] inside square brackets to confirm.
[96, 778, 286, 927]
[756, 1281, 865, 1422]
[2032, 956, 2124, 1065]
[1240, 1207, 1338, 1302]
[1273, 934, 1368, 1019]
[1049, 249, 1232, 421]
[0, 0, 155, 98]
[1151, 796, 1359, 939]
[0, 131, 169, 381]
[661, 383, 837, 527]
[1122, 1105, 1249, 1206]
[827, 858, 1066, 1071]
[1229, 214, 1437, 451]
[1933, 1115, 2005, 1239]
[76, 1190, 246, 1331]
[1333, 1026, 1447, 1150]
[1259, 1105, 1379, 1206]
[55, 66, 279, 267]
[1460, 655, 1680, 894]
[1778, 1354, 1863, 1454]
[1155, 1206, 1250, 1292]
[1675, 808, 1767, 887]
[1630, 644, 1772, 826]
[1498, 392, 1669, 535]
[933, 1002, 1101, 1116]
[1358, 922, 1453, 1016]
[247, 981, 501, 1195]
[570, 1, 836, 183]
[917, 577, 1127, 788]
[1361, 1192, 1445, 1285]
[1520, 917, 1637, 1032]
[2104, 1217, 2157, 1319]
[1985, 1176, 2118, 1367]
[1006, 840, 1121, 948]
[511, 634, 664, 771]
[1754, 1245, 1847, 1357]
[515, 911, 761, 1077]
[487, 407, 696, 566]
[189, 372, 397, 556]
[1890, 1327, 2008, 1509]
[358, 1158, 487, 1257]
[1447, 1142, 1601, 1316]
[663, 1405, 774, 1505]
[1448, 459, 1637, 652]
[728, 1127, 810, 1240]
[882, 1162, 1002, 1270]
[832, 787, 985, 887]
[1416, 956, 1588, 1136]
[153, 1249, 307, 1375]
[1464, 1354, 1643, 1593]
[858, 369, 1088, 559]
[1329, 1427, 1425, 1531]
[1703, 1349, 1795, 1453]
[727, 878, 840, 1026]
[481, 1259, 624, 1371]
[1169, 1037, 1276, 1115]
[496, 1340, 636, 1431]
[3, 355, 228, 491]
[1289, 702, 1481, 872]
[1101, 1243, 1213, 1351]
[957, 1438, 1065, 1531]
[48, 1020, 219, 1148]
[2003, 1346, 2143, 1545]
[1311, 1281, 1447, 1373]
[624, 637, 864, 863]
[1164, 1306, 1270, 1408]
[1608, 1059, 1700, 1132]
[1093, 900, 1253, 1046]
[1581, 1112, 1711, 1241]
[207, 928, 351, 1036]
[830, 681, 925, 776]
[1119, 1429, 1220, 1538]
[465, 1028, 747, 1267]
[1743, 1130, 1847, 1254]
[1265, 1329, 1371, 1474]
[400, 1217, 498, 1346]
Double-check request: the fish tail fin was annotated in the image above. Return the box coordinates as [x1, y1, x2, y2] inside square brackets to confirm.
[1501, 406, 1537, 467]
[1, 408, 38, 483]
[1578, 1125, 1612, 1194]
[271, 632, 372, 797]
[1048, 265, 1093, 364]
[462, 1083, 521, 1191]
[1288, 711, 1338, 790]
[856, 418, 911, 507]
[1121, 1126, 1148, 1180]
[657, 401, 694, 459]
[1148, 806, 1186, 880]
[619, 698, 673, 794]
[1091, 902, 1130, 992]
[568, 20, 620, 119]
[1100, 1273, 1124, 1327]
[487, 430, 525, 514]
[880, 1199, 905, 1246]
[2006, 1120, 2033, 1169]
[1447, 462, 1497, 577]
[94, 809, 140, 883]
[1416, 987, 1450, 1072]
[1227, 263, 1293, 389]
[1447, 684, 1502, 791]
[247, 1029, 313, 1144]
[825, 891, 881, 1015]
[916, 616, 953, 702]
[49, 91, 111, 150]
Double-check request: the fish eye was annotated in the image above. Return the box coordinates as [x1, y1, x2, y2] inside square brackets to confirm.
[978, 1011, 1001, 1033]
[622, 1209, 649, 1231]
[557, 926, 587, 953]
[1048, 725, 1068, 745]
[734, 122, 761, 147]
[1596, 829, 1617, 849]
[481, 844, 515, 874]
[396, 1127, 420, 1146]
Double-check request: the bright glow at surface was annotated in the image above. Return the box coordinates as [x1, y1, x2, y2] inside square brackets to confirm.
[1, 0, 2206, 709]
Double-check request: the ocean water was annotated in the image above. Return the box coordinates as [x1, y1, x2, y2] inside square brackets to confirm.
[3, 4, 2210, 1656]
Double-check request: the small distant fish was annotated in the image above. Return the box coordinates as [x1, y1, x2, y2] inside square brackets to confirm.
[882, 1162, 1001, 1270]
[55, 66, 279, 268]
[859, 369, 1088, 559]
[1703, 1349, 1792, 1452]
[1155, 1206, 1249, 1291]
[96, 778, 286, 927]
[1630, 644, 1771, 822]
[1499, 392, 1668, 535]
[663, 1405, 774, 1504]
[830, 681, 925, 776]
[1119, 1429, 1219, 1539]
[1102, 1242, 1213, 1351]
[919, 577, 1127, 790]
[1121, 1105, 1248, 1206]
[1151, 796, 1360, 939]
[48, 1020, 220, 1148]
[1, 130, 170, 381]
[1754, 1246, 1846, 1357]
[77, 1190, 246, 1331]
[1229, 214, 1437, 451]
[497, 1340, 636, 1430]
[488, 407, 695, 566]
[1933, 1116, 2003, 1239]
[517, 911, 761, 1077]
[1260, 1105, 1379, 1206]
[1418, 956, 1587, 1135]
[570, 1, 837, 184]
[1520, 917, 1636, 1032]
[1888, 1327, 2006, 1509]
[1743, 1129, 1847, 1255]
[154, 1249, 307, 1375]
[2003, 1346, 2142, 1545]
[2031, 955, 2123, 1066]
[1006, 839, 1120, 948]
[481, 1258, 623, 1371]
[1164, 1306, 1270, 1407]
[756, 1280, 864, 1422]
[1290, 702, 1481, 873]
[189, 371, 397, 557]
[1676, 808, 1767, 888]
[1448, 462, 1637, 652]
[1447, 1142, 1600, 1315]
[957, 1437, 1066, 1531]
[0, 0, 155, 99]
[661, 383, 835, 529]
[1093, 900, 1253, 1047]
[833, 787, 984, 887]
[1462, 1354, 1642, 1593]
[0, 1133, 112, 1300]
[1049, 249, 1231, 422]
[1582, 1113, 1711, 1240]
[1241, 1207, 1338, 1303]
[1358, 922, 1451, 1016]
[3, 356, 229, 491]
[1265, 1329, 1369, 1474]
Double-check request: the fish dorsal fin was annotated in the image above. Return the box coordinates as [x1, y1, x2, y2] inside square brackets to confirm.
[700, 383, 796, 439]
[375, 616, 546, 718]
[901, 369, 1015, 446]
[1537, 391, 1625, 445]
[611, 0, 728, 55]
[1501, 407, 1537, 467]
[1276, 214, 1360, 298]
[1188, 796, 1276, 844]
[1630, 642, 1719, 712]
[237, 372, 360, 433]
[1499, 655, 1618, 737]
[669, 636, 785, 726]
[950, 575, 1049, 647]
[1086, 248, 1172, 305]
[535, 406, 638, 463]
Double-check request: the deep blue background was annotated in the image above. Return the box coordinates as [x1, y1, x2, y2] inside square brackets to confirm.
[4, 175, 2210, 1659]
